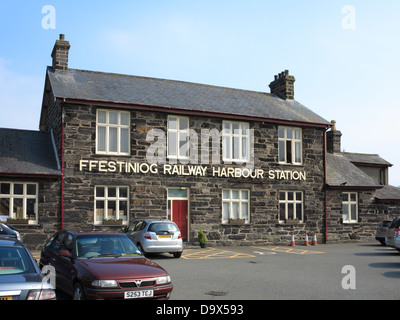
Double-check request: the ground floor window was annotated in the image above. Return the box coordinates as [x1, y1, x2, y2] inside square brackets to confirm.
[0, 182, 38, 223]
[279, 191, 303, 222]
[342, 192, 358, 223]
[95, 186, 129, 225]
[222, 189, 250, 223]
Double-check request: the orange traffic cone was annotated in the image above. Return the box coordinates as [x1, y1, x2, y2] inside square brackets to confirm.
[290, 233, 295, 246]
[312, 233, 317, 245]
[304, 232, 309, 246]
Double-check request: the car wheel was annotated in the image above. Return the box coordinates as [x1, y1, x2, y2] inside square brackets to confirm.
[173, 252, 182, 258]
[138, 243, 146, 256]
[73, 283, 86, 300]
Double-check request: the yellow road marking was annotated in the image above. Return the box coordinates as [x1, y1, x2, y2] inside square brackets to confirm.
[251, 246, 325, 255]
[182, 247, 256, 260]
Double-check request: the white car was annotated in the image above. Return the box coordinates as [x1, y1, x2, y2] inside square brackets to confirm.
[385, 217, 400, 251]
[123, 219, 183, 258]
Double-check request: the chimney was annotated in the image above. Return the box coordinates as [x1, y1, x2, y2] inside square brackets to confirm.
[51, 34, 70, 70]
[269, 70, 296, 100]
[327, 120, 342, 153]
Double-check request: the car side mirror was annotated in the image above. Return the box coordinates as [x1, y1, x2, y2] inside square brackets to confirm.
[121, 227, 128, 233]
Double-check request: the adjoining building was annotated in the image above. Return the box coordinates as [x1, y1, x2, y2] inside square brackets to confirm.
[1, 35, 400, 249]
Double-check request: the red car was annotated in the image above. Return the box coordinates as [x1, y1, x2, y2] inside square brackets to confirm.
[39, 230, 173, 300]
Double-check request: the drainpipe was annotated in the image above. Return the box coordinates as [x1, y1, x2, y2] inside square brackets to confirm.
[61, 107, 65, 230]
[323, 128, 328, 243]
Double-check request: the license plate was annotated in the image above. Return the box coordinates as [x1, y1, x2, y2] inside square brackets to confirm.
[124, 290, 154, 299]
[158, 235, 171, 239]
[0, 297, 12, 300]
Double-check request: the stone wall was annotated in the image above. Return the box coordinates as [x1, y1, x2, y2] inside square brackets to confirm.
[60, 103, 327, 246]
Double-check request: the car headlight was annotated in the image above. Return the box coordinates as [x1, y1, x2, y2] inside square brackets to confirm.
[91, 280, 118, 288]
[27, 289, 56, 300]
[156, 275, 171, 285]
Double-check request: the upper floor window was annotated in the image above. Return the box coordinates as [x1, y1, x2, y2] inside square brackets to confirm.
[96, 110, 130, 155]
[342, 192, 358, 223]
[167, 116, 189, 160]
[222, 121, 250, 163]
[0, 182, 38, 224]
[278, 127, 302, 164]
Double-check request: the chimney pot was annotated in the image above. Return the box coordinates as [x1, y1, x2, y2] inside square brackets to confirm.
[327, 120, 342, 154]
[269, 70, 296, 100]
[51, 34, 71, 71]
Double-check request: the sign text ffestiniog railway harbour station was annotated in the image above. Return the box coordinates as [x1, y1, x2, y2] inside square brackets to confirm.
[78, 160, 307, 181]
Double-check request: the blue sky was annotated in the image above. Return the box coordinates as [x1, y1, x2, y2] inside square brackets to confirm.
[1, 1, 400, 185]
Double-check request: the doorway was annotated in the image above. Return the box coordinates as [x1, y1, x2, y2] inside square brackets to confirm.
[167, 188, 189, 241]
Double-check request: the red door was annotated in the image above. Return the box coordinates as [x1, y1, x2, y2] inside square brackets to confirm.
[172, 200, 188, 240]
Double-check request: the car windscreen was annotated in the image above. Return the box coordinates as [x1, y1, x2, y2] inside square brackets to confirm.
[76, 235, 142, 259]
[148, 223, 179, 233]
[0, 246, 36, 275]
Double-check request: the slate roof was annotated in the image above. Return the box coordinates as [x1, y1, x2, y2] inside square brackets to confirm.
[342, 152, 393, 167]
[375, 185, 400, 202]
[0, 128, 60, 176]
[46, 67, 330, 126]
[326, 153, 381, 189]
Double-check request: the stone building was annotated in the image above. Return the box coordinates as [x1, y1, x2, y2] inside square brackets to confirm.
[1, 35, 400, 249]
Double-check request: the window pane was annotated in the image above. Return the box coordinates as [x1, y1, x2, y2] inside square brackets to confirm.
[168, 189, 187, 198]
[287, 128, 293, 139]
[179, 118, 188, 130]
[0, 184, 10, 195]
[295, 129, 301, 140]
[222, 190, 230, 200]
[98, 111, 106, 124]
[223, 136, 230, 159]
[278, 127, 285, 138]
[279, 192, 286, 200]
[342, 193, 349, 202]
[288, 192, 294, 201]
[280, 203, 286, 220]
[27, 184, 36, 195]
[96, 201, 105, 222]
[232, 123, 239, 132]
[242, 137, 248, 159]
[286, 141, 292, 163]
[241, 190, 249, 200]
[168, 117, 177, 130]
[27, 199, 37, 219]
[296, 192, 302, 201]
[108, 187, 117, 198]
[14, 199, 23, 219]
[168, 132, 177, 156]
[233, 136, 240, 159]
[0, 199, 10, 216]
[109, 127, 118, 152]
[96, 187, 105, 198]
[351, 204, 357, 221]
[107, 201, 116, 219]
[119, 201, 128, 221]
[350, 193, 357, 202]
[296, 203, 302, 220]
[287, 203, 294, 220]
[295, 142, 301, 163]
[223, 122, 230, 131]
[179, 132, 189, 157]
[109, 112, 118, 125]
[279, 141, 285, 162]
[120, 113, 130, 126]
[241, 203, 248, 220]
[98, 127, 106, 152]
[120, 128, 129, 153]
[222, 203, 230, 221]
[241, 123, 249, 135]
[232, 203, 239, 219]
[119, 187, 128, 198]
[232, 190, 239, 199]
[14, 184, 23, 195]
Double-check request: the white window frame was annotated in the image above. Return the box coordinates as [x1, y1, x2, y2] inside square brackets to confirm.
[222, 121, 250, 163]
[94, 186, 129, 225]
[279, 191, 303, 222]
[278, 127, 302, 165]
[222, 189, 250, 224]
[167, 116, 190, 160]
[342, 192, 358, 223]
[96, 109, 130, 155]
[0, 182, 38, 224]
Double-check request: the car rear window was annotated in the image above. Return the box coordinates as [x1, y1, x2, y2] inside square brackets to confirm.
[148, 223, 178, 233]
[0, 247, 35, 275]
[382, 221, 392, 228]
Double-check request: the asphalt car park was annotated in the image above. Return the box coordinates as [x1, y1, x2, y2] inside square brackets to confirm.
[28, 241, 400, 300]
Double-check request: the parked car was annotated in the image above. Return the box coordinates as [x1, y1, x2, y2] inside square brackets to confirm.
[385, 217, 400, 251]
[0, 238, 56, 300]
[39, 230, 173, 300]
[122, 219, 183, 258]
[0, 223, 21, 241]
[375, 220, 393, 245]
